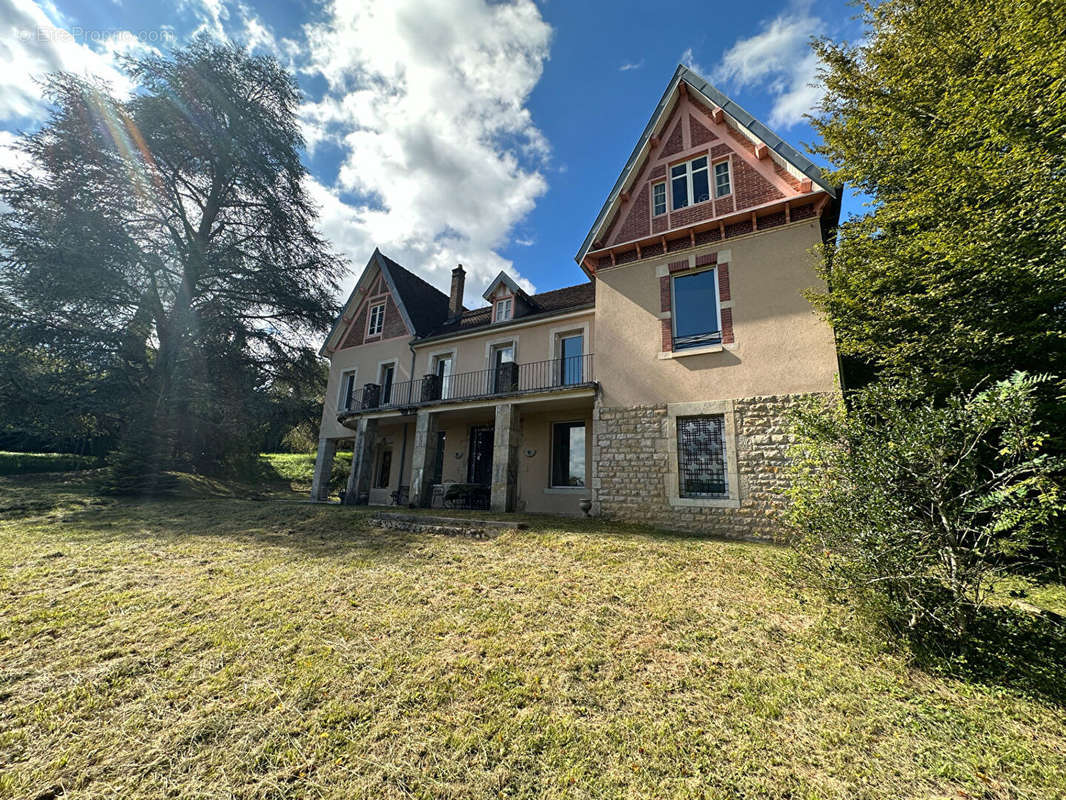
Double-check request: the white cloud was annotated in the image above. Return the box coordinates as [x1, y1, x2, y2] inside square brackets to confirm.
[619, 59, 643, 72]
[299, 0, 552, 305]
[0, 0, 156, 121]
[711, 1, 825, 128]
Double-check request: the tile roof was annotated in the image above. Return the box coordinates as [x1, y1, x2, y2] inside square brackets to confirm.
[375, 251, 452, 337]
[417, 281, 595, 341]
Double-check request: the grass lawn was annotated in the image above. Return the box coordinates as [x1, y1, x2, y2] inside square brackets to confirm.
[1, 471, 1064, 799]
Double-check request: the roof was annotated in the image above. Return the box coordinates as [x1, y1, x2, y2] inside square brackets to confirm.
[574, 64, 837, 268]
[319, 249, 452, 355]
[376, 250, 452, 335]
[417, 281, 595, 342]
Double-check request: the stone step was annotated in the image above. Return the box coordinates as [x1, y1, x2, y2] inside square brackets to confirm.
[369, 512, 528, 540]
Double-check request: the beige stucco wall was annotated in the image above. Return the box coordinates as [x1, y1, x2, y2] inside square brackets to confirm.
[595, 220, 838, 407]
[515, 408, 593, 515]
[412, 311, 595, 379]
[364, 420, 414, 506]
[320, 337, 413, 439]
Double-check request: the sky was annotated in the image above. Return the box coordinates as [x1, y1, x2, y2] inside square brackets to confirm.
[0, 0, 866, 308]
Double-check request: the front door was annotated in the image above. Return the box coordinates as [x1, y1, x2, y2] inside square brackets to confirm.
[467, 425, 494, 485]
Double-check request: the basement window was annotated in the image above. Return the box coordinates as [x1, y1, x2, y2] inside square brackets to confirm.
[671, 155, 710, 210]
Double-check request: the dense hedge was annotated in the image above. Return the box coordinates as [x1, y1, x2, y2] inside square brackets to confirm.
[0, 452, 102, 475]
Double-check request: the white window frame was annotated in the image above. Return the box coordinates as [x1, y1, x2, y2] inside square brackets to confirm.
[493, 296, 513, 323]
[670, 155, 710, 211]
[714, 160, 732, 198]
[665, 400, 741, 508]
[651, 181, 667, 216]
[377, 359, 397, 404]
[671, 265, 722, 350]
[549, 419, 588, 490]
[430, 350, 455, 399]
[337, 368, 358, 410]
[367, 302, 386, 337]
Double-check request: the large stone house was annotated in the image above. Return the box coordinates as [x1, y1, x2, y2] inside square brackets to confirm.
[311, 65, 841, 538]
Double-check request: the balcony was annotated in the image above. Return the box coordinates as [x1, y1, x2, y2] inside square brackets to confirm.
[339, 354, 595, 416]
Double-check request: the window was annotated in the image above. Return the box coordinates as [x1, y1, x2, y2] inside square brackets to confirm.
[714, 161, 731, 198]
[670, 155, 710, 210]
[652, 181, 667, 216]
[338, 369, 357, 411]
[672, 268, 721, 350]
[551, 421, 586, 488]
[434, 354, 453, 399]
[558, 333, 583, 385]
[379, 362, 395, 404]
[375, 448, 392, 489]
[491, 343, 515, 393]
[367, 302, 385, 336]
[677, 415, 727, 498]
[494, 297, 513, 323]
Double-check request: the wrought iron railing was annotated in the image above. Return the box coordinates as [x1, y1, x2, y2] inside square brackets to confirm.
[339, 353, 594, 414]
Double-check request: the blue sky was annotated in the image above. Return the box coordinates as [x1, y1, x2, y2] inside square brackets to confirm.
[0, 0, 865, 306]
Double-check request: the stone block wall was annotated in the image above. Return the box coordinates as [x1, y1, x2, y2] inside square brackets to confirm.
[592, 394, 825, 540]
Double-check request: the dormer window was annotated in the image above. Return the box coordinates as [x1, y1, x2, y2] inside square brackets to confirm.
[367, 302, 385, 336]
[494, 297, 513, 323]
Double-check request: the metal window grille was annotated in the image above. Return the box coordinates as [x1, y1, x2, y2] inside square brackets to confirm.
[677, 415, 728, 498]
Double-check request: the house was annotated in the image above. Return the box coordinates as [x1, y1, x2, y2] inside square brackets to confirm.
[311, 65, 840, 538]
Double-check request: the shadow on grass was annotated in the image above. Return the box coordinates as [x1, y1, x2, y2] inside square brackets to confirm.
[914, 606, 1066, 708]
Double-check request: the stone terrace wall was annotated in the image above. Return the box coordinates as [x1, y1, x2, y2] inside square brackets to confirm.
[592, 394, 826, 540]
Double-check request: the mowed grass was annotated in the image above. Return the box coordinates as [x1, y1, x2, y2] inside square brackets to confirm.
[1, 474, 1064, 799]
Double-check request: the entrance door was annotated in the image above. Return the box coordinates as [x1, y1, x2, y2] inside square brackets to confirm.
[467, 425, 494, 485]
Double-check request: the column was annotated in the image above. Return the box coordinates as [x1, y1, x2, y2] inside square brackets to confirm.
[344, 417, 378, 505]
[491, 403, 520, 512]
[408, 409, 440, 508]
[310, 437, 338, 501]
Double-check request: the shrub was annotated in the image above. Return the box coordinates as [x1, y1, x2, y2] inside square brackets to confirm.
[0, 451, 101, 474]
[787, 372, 1064, 644]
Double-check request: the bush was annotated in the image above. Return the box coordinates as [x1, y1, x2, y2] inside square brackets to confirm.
[0, 451, 101, 474]
[787, 372, 1064, 644]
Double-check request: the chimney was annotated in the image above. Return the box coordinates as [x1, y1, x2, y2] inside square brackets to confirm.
[449, 264, 465, 318]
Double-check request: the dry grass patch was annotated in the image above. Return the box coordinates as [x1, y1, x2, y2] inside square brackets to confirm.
[0, 476, 1063, 799]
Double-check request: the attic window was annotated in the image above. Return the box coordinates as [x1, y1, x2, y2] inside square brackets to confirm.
[367, 302, 385, 336]
[671, 156, 710, 210]
[652, 182, 667, 216]
[714, 161, 732, 198]
[494, 297, 513, 323]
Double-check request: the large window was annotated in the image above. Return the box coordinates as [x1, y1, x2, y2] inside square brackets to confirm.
[677, 415, 727, 498]
[551, 421, 586, 488]
[558, 333, 583, 385]
[672, 268, 721, 350]
[367, 302, 385, 336]
[670, 155, 710, 210]
[714, 161, 731, 198]
[652, 181, 667, 216]
[338, 369, 357, 411]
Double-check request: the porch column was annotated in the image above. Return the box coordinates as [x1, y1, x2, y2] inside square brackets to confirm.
[408, 409, 440, 508]
[491, 403, 520, 512]
[310, 437, 338, 501]
[344, 417, 378, 505]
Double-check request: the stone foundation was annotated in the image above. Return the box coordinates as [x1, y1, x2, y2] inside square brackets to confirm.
[592, 394, 824, 540]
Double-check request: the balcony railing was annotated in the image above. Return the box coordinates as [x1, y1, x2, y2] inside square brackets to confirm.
[339, 353, 594, 414]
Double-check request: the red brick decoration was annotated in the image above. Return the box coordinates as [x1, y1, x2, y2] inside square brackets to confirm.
[717, 263, 730, 301]
[659, 275, 671, 312]
[694, 252, 717, 268]
[652, 215, 668, 235]
[661, 318, 673, 352]
[610, 182, 651, 245]
[668, 259, 690, 274]
[690, 114, 717, 147]
[711, 143, 731, 159]
[669, 199, 717, 230]
[694, 228, 722, 247]
[720, 307, 734, 344]
[732, 158, 785, 210]
[660, 120, 684, 158]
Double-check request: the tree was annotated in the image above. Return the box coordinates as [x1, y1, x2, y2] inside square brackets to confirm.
[787, 373, 1064, 644]
[0, 39, 343, 481]
[809, 0, 1066, 395]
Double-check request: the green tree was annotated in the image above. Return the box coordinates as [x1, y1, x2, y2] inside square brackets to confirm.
[810, 0, 1066, 394]
[0, 39, 343, 482]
